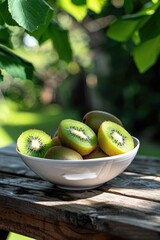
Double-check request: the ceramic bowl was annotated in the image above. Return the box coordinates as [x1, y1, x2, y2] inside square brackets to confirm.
[17, 137, 140, 190]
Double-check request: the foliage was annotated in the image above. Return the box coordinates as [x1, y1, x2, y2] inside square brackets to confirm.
[0, 0, 159, 81]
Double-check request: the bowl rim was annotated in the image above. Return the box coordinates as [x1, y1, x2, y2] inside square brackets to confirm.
[16, 136, 140, 163]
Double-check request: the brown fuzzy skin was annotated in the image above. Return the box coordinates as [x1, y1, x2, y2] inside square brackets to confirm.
[83, 110, 123, 134]
[52, 136, 61, 146]
[84, 147, 108, 159]
[44, 146, 83, 160]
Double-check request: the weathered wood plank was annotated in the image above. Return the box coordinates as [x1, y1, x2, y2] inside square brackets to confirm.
[0, 205, 125, 240]
[0, 230, 9, 240]
[127, 156, 160, 176]
[100, 171, 160, 202]
[0, 173, 159, 236]
[0, 144, 160, 240]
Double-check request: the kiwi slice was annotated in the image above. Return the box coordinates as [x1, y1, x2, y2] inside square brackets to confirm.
[17, 129, 53, 157]
[58, 119, 97, 156]
[98, 121, 134, 156]
[83, 110, 123, 134]
[44, 146, 83, 160]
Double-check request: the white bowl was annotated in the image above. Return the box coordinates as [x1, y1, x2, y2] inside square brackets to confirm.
[17, 137, 140, 190]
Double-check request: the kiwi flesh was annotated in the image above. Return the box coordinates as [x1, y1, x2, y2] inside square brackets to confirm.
[44, 146, 83, 160]
[83, 110, 123, 134]
[17, 129, 53, 157]
[98, 121, 134, 156]
[58, 119, 97, 156]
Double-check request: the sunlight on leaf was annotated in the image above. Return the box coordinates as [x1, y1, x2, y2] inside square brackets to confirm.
[133, 35, 160, 73]
[107, 19, 140, 42]
[58, 0, 87, 22]
[0, 45, 34, 80]
[139, 5, 160, 41]
[87, 0, 107, 14]
[8, 0, 54, 32]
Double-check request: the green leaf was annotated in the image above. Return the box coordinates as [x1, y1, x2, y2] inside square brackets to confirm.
[0, 0, 6, 5]
[31, 8, 53, 40]
[0, 26, 13, 48]
[139, 5, 160, 42]
[107, 18, 141, 42]
[0, 45, 34, 80]
[49, 21, 72, 62]
[58, 0, 87, 22]
[133, 35, 160, 73]
[0, 69, 3, 81]
[0, 1, 17, 26]
[122, 2, 159, 20]
[87, 0, 107, 14]
[8, 0, 54, 32]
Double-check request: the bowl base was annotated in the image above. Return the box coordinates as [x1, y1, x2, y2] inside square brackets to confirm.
[55, 183, 102, 191]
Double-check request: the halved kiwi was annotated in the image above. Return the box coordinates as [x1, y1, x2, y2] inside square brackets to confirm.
[98, 121, 134, 156]
[17, 129, 53, 157]
[58, 119, 97, 156]
[83, 110, 123, 134]
[44, 146, 83, 160]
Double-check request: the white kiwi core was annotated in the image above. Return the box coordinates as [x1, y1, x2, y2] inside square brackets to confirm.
[112, 131, 124, 144]
[31, 139, 41, 150]
[70, 128, 88, 140]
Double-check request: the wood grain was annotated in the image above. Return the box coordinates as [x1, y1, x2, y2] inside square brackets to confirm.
[0, 144, 160, 240]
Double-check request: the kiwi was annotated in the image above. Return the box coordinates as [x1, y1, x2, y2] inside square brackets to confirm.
[52, 136, 61, 146]
[58, 119, 97, 156]
[98, 121, 134, 156]
[83, 110, 123, 134]
[84, 147, 108, 159]
[44, 146, 83, 160]
[17, 129, 53, 157]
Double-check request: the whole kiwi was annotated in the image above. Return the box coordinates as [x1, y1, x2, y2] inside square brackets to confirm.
[58, 119, 97, 156]
[83, 110, 123, 134]
[84, 147, 108, 159]
[52, 136, 61, 146]
[17, 129, 53, 157]
[44, 146, 83, 160]
[98, 121, 134, 156]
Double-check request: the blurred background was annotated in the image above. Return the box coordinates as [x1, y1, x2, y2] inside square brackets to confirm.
[0, 1, 159, 239]
[0, 0, 160, 158]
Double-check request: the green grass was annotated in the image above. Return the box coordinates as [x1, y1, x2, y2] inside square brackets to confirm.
[0, 102, 81, 147]
[0, 102, 80, 240]
[7, 233, 35, 240]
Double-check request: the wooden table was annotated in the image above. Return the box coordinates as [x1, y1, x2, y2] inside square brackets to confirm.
[0, 144, 159, 240]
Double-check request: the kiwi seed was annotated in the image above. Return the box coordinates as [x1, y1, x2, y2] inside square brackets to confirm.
[17, 129, 53, 157]
[58, 119, 97, 156]
[98, 121, 134, 156]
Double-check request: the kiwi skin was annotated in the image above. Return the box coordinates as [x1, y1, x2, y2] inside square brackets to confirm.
[58, 119, 97, 156]
[52, 136, 61, 146]
[44, 146, 83, 160]
[17, 129, 53, 158]
[83, 110, 123, 134]
[98, 121, 134, 156]
[84, 147, 108, 159]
